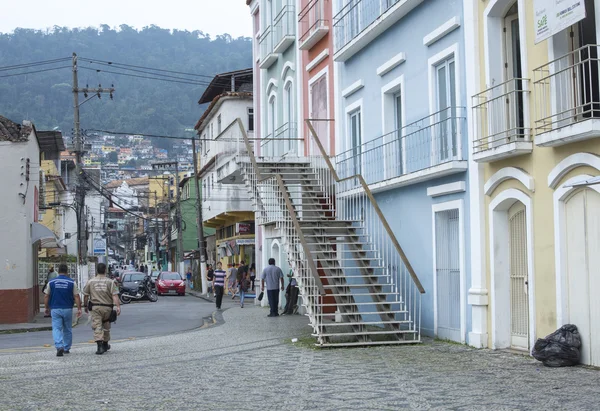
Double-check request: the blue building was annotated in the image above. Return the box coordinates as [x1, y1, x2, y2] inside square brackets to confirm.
[332, 0, 471, 343]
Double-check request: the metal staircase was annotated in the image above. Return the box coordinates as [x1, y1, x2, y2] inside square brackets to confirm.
[233, 119, 425, 347]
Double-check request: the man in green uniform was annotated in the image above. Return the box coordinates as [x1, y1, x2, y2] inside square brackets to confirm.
[83, 263, 121, 355]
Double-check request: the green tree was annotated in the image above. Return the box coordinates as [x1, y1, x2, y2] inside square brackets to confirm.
[0, 26, 252, 140]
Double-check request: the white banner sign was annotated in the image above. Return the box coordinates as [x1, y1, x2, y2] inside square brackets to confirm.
[535, 0, 586, 44]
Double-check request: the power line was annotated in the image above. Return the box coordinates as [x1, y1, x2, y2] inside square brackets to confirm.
[79, 66, 211, 86]
[79, 57, 221, 80]
[80, 59, 232, 88]
[0, 57, 71, 72]
[0, 65, 71, 78]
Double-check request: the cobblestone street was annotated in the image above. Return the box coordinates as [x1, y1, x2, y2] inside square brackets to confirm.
[1, 304, 599, 410]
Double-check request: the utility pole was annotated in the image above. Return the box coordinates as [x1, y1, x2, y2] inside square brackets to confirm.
[191, 137, 207, 294]
[72, 52, 114, 285]
[154, 190, 159, 268]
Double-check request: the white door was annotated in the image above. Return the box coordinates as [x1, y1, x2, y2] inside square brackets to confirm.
[310, 75, 329, 155]
[435, 209, 461, 342]
[508, 202, 529, 350]
[565, 188, 600, 366]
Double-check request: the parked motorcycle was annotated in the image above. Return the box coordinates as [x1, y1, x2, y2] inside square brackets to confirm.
[119, 275, 158, 304]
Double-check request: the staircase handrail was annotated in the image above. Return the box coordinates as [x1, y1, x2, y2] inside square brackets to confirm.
[274, 174, 326, 296]
[305, 119, 425, 294]
[234, 118, 326, 296]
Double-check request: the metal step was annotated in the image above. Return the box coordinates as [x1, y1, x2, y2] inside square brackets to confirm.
[315, 310, 408, 316]
[322, 284, 391, 289]
[316, 320, 411, 327]
[316, 339, 420, 348]
[313, 330, 418, 338]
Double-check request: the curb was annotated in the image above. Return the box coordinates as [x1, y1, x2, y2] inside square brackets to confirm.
[0, 326, 53, 335]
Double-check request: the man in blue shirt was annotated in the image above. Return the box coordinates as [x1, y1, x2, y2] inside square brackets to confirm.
[44, 264, 82, 356]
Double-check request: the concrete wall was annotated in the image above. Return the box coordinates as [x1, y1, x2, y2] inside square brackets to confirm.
[0, 133, 40, 323]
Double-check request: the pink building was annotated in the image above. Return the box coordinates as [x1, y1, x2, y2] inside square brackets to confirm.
[298, 0, 335, 156]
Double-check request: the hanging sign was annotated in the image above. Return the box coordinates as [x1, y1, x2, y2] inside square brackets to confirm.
[535, 0, 586, 44]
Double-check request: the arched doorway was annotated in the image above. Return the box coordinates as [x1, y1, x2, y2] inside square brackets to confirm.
[508, 202, 529, 350]
[489, 189, 534, 351]
[564, 188, 600, 366]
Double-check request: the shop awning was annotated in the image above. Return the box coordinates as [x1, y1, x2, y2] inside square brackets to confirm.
[31, 222, 63, 249]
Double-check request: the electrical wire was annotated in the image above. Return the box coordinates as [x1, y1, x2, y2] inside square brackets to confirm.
[80, 60, 232, 88]
[0, 65, 71, 78]
[79, 57, 227, 80]
[0, 57, 71, 72]
[79, 67, 211, 86]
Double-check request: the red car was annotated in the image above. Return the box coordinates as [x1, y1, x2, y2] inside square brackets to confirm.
[156, 272, 186, 296]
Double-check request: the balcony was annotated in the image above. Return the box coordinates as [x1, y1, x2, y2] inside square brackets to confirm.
[259, 26, 278, 69]
[534, 44, 600, 147]
[472, 78, 533, 163]
[261, 122, 299, 157]
[299, 0, 329, 50]
[335, 107, 467, 193]
[333, 0, 423, 62]
[273, 5, 296, 54]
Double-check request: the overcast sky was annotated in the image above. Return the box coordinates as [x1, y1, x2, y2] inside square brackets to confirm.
[1, 0, 253, 38]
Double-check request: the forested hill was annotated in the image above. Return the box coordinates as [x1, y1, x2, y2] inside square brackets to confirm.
[0, 26, 252, 148]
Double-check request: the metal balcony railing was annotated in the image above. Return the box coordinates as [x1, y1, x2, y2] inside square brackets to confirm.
[472, 78, 530, 154]
[259, 26, 274, 63]
[274, 5, 296, 51]
[333, 0, 401, 52]
[299, 0, 329, 45]
[335, 107, 465, 191]
[534, 44, 600, 134]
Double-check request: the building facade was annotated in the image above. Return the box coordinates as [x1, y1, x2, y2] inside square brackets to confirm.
[0, 117, 45, 323]
[330, 0, 472, 342]
[466, 0, 600, 364]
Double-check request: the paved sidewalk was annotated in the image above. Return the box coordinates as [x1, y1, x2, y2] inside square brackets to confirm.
[1, 303, 599, 410]
[0, 308, 80, 334]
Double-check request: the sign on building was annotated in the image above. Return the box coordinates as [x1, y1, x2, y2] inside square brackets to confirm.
[535, 0, 586, 44]
[236, 222, 252, 234]
[93, 238, 107, 255]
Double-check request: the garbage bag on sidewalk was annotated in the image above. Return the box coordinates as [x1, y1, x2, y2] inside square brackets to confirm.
[532, 324, 581, 367]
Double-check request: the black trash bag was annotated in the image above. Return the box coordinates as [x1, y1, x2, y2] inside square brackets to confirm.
[532, 324, 581, 367]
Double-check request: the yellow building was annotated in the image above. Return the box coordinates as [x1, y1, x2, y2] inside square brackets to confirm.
[466, 0, 600, 365]
[37, 131, 68, 258]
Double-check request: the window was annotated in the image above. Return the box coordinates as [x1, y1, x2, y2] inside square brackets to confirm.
[210, 123, 214, 139]
[349, 109, 362, 175]
[435, 57, 457, 161]
[393, 91, 403, 175]
[217, 114, 222, 135]
[284, 81, 294, 152]
[248, 108, 254, 131]
[503, 3, 525, 138]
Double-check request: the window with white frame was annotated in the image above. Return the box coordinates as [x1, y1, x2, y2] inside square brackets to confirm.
[435, 56, 457, 161]
[382, 78, 404, 177]
[348, 108, 362, 175]
[217, 114, 222, 135]
[248, 108, 254, 131]
[284, 80, 294, 151]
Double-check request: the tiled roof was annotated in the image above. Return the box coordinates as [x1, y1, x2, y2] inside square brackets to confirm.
[0, 116, 32, 142]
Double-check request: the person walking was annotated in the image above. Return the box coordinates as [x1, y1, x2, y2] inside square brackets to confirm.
[206, 264, 214, 297]
[212, 262, 226, 309]
[186, 267, 192, 289]
[249, 263, 256, 291]
[44, 264, 82, 356]
[228, 263, 238, 299]
[83, 263, 121, 355]
[239, 272, 251, 308]
[261, 258, 284, 317]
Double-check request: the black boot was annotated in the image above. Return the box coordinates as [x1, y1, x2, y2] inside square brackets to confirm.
[95, 341, 105, 355]
[102, 341, 111, 352]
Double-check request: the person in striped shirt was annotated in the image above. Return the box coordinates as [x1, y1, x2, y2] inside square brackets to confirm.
[212, 262, 227, 309]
